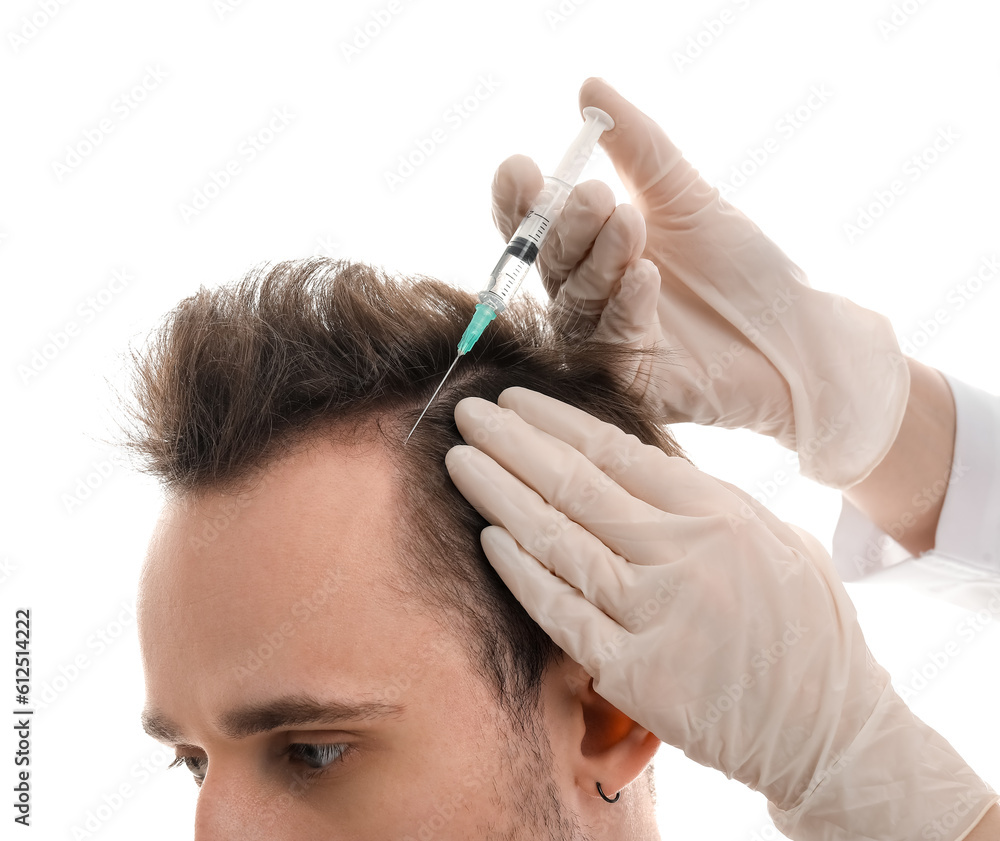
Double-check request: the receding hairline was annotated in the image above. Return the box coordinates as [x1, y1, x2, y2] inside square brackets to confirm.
[155, 407, 420, 503]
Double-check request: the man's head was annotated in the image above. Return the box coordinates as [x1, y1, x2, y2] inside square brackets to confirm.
[130, 258, 677, 839]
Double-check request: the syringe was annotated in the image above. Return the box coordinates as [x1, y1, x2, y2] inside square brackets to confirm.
[406, 106, 615, 442]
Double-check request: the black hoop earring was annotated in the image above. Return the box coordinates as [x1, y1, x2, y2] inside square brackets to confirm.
[596, 782, 621, 803]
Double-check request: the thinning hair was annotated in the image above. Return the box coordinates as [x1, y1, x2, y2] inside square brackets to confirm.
[124, 257, 682, 730]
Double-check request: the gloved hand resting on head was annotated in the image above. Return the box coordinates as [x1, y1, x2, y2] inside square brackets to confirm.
[491, 78, 909, 489]
[446, 387, 997, 841]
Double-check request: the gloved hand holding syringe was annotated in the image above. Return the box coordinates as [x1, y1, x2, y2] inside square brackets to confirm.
[444, 79, 1000, 840]
[406, 106, 614, 442]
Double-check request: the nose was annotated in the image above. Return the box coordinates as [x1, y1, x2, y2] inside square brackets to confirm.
[193, 769, 279, 841]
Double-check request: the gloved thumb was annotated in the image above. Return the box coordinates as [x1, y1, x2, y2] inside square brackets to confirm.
[578, 78, 700, 206]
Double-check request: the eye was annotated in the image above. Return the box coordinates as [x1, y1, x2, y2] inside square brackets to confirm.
[169, 754, 207, 786]
[286, 742, 350, 771]
[168, 743, 351, 787]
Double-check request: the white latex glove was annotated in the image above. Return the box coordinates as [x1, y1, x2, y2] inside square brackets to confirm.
[492, 78, 909, 489]
[446, 387, 997, 841]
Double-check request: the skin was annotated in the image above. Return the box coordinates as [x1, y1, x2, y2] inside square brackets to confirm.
[137, 429, 661, 841]
[844, 356, 956, 555]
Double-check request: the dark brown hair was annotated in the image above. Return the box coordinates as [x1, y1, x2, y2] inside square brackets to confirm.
[124, 257, 682, 727]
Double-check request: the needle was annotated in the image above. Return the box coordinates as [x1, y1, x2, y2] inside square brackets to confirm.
[405, 354, 462, 444]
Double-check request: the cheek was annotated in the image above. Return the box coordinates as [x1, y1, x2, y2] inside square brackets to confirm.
[289, 686, 524, 837]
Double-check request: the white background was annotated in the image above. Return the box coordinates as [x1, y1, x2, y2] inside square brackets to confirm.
[2, 0, 998, 838]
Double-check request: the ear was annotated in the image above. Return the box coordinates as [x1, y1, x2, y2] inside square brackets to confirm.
[541, 656, 661, 805]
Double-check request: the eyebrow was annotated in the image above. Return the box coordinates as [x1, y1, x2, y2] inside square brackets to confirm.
[141, 695, 405, 744]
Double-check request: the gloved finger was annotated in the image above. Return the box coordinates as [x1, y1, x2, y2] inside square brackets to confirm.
[591, 258, 662, 347]
[491, 155, 544, 241]
[454, 396, 664, 525]
[479, 526, 630, 675]
[453, 396, 739, 563]
[450, 400, 667, 554]
[589, 257, 676, 406]
[579, 77, 696, 207]
[537, 179, 616, 300]
[445, 445, 639, 622]
[495, 387, 747, 518]
[551, 202, 647, 325]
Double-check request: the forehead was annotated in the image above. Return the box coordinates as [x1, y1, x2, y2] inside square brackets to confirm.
[137, 435, 455, 728]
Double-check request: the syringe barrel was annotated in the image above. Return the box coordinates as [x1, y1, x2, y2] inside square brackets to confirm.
[481, 176, 570, 312]
[479, 106, 614, 315]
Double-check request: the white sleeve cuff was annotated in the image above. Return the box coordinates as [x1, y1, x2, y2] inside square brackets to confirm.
[831, 374, 1000, 588]
[934, 373, 1000, 574]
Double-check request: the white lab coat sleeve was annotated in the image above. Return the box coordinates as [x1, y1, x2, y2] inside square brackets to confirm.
[830, 374, 1000, 612]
